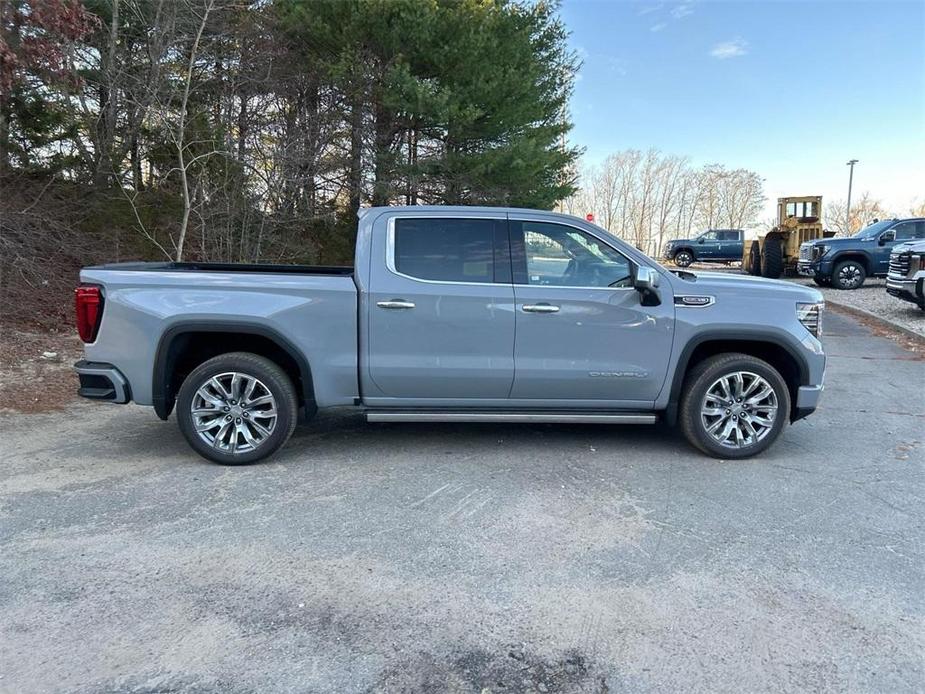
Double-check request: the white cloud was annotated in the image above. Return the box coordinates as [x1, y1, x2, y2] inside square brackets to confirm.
[710, 38, 748, 59]
[650, 22, 667, 32]
[671, 2, 694, 19]
[637, 4, 663, 16]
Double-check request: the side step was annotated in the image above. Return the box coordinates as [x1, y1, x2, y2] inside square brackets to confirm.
[365, 411, 657, 424]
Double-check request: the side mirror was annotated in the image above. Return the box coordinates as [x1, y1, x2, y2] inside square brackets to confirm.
[634, 266, 661, 306]
[697, 237, 705, 244]
[879, 231, 894, 245]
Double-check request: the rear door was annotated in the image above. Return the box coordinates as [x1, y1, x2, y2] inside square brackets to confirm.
[724, 230, 744, 259]
[365, 214, 515, 400]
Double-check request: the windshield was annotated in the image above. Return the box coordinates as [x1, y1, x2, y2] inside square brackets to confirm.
[854, 220, 893, 238]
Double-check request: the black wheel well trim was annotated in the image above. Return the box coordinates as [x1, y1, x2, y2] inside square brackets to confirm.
[662, 330, 810, 425]
[675, 247, 695, 256]
[152, 321, 315, 420]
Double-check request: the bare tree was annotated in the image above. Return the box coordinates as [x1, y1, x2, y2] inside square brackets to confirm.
[825, 192, 895, 236]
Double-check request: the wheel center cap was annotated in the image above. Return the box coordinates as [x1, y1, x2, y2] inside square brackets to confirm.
[229, 405, 244, 418]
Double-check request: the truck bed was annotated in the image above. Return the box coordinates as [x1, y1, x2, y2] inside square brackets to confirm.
[83, 261, 354, 276]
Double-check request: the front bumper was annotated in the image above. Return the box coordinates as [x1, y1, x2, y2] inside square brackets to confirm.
[74, 360, 131, 403]
[797, 259, 832, 277]
[886, 275, 924, 306]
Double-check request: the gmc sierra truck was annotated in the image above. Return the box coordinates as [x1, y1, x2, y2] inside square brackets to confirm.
[75, 206, 826, 464]
[663, 229, 745, 267]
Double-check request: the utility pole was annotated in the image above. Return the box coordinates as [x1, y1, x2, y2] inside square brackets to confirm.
[846, 159, 858, 233]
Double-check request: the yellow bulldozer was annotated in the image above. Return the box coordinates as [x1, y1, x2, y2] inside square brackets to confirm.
[744, 196, 835, 278]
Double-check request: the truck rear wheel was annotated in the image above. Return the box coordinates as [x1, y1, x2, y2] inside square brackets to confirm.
[679, 353, 790, 459]
[176, 352, 298, 465]
[747, 241, 761, 276]
[760, 236, 784, 278]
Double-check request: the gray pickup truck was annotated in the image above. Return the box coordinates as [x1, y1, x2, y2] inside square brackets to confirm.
[75, 206, 826, 463]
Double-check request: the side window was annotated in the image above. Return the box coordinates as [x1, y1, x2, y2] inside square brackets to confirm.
[892, 222, 917, 241]
[393, 218, 498, 283]
[723, 230, 741, 241]
[917, 222, 925, 239]
[700, 230, 719, 241]
[516, 221, 632, 288]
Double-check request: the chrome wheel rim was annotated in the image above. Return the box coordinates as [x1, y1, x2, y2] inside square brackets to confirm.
[700, 371, 778, 449]
[191, 372, 277, 454]
[838, 264, 862, 288]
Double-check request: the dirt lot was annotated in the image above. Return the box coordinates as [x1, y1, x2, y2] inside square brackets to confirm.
[1, 310, 923, 693]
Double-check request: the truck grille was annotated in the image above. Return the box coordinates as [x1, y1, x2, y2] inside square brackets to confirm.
[799, 246, 811, 261]
[889, 252, 911, 277]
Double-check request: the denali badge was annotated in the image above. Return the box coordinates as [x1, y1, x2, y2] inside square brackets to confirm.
[589, 371, 648, 378]
[674, 295, 715, 307]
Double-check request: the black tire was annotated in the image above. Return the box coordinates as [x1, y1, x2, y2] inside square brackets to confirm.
[176, 352, 299, 465]
[812, 275, 830, 287]
[747, 241, 761, 276]
[674, 250, 694, 267]
[760, 236, 784, 278]
[831, 259, 866, 290]
[679, 353, 791, 459]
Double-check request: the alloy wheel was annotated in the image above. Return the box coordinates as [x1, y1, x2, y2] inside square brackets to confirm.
[191, 371, 278, 454]
[837, 263, 863, 289]
[700, 371, 778, 449]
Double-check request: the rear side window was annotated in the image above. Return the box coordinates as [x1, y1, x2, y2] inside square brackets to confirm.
[393, 218, 500, 283]
[722, 230, 741, 240]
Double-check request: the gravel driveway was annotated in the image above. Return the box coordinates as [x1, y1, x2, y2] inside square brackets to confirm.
[788, 276, 924, 337]
[1, 311, 923, 693]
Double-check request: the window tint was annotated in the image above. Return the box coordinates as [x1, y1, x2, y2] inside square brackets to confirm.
[517, 222, 632, 288]
[393, 218, 496, 283]
[700, 230, 719, 241]
[892, 222, 918, 241]
[722, 230, 741, 241]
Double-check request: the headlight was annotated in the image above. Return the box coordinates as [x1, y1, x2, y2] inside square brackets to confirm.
[797, 302, 824, 338]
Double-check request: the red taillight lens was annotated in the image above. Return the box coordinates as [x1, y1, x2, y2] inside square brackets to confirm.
[75, 285, 103, 343]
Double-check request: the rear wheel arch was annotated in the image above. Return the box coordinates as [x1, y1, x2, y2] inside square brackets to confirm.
[664, 333, 808, 425]
[153, 322, 315, 420]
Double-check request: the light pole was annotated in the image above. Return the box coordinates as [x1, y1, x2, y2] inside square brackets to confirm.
[846, 159, 858, 233]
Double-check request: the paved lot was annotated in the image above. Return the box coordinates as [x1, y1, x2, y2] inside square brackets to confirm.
[1, 311, 923, 693]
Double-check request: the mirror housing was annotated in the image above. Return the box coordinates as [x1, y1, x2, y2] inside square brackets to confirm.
[634, 266, 661, 305]
[697, 237, 705, 244]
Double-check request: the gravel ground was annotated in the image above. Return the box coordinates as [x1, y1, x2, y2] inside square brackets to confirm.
[1, 310, 923, 693]
[786, 276, 924, 338]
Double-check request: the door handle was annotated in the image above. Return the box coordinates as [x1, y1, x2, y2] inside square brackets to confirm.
[522, 303, 560, 313]
[377, 300, 416, 310]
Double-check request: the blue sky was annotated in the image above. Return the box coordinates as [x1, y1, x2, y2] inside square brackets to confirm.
[560, 0, 925, 219]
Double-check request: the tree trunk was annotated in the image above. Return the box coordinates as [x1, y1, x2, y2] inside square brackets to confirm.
[347, 93, 363, 218]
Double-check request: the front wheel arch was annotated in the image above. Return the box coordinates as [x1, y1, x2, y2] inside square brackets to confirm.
[153, 323, 316, 420]
[663, 333, 807, 426]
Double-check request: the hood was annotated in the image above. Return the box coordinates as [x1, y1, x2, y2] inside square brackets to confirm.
[894, 239, 925, 253]
[804, 235, 872, 248]
[669, 270, 823, 303]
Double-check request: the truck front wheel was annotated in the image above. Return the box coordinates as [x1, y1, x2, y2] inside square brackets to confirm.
[679, 353, 790, 459]
[674, 250, 694, 267]
[176, 352, 299, 465]
[831, 259, 866, 289]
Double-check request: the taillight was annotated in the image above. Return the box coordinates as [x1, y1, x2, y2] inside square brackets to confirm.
[75, 285, 103, 343]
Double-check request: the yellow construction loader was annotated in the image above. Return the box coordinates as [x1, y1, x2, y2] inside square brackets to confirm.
[744, 196, 834, 278]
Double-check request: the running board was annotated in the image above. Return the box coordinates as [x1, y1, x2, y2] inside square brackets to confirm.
[365, 411, 657, 424]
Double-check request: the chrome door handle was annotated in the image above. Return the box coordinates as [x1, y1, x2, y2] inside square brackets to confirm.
[522, 303, 560, 313]
[377, 300, 416, 310]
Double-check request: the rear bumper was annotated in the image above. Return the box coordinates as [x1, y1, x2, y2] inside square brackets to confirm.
[74, 360, 131, 403]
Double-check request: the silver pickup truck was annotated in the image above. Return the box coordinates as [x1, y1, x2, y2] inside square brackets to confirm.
[75, 206, 826, 463]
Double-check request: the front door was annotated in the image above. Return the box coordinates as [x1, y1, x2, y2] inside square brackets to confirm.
[509, 218, 675, 405]
[876, 221, 924, 273]
[697, 230, 720, 259]
[366, 215, 515, 400]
